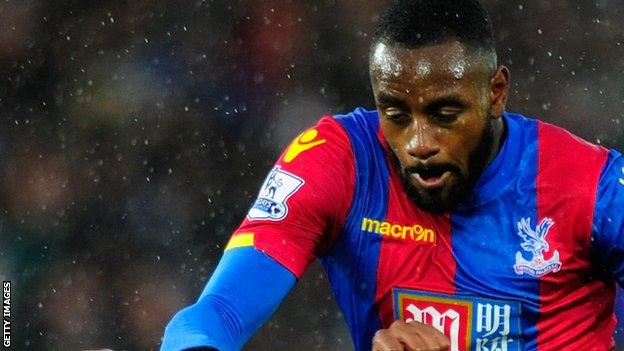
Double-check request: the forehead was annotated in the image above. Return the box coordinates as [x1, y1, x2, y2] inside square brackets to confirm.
[370, 41, 484, 95]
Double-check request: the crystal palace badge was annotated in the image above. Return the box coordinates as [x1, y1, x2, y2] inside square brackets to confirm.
[513, 217, 562, 277]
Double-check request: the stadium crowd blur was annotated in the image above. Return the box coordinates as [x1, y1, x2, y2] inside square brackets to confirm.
[1, 1, 623, 350]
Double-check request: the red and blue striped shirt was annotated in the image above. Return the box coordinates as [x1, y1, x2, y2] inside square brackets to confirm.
[162, 108, 624, 351]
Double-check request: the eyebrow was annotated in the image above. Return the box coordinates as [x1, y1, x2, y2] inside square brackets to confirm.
[424, 95, 468, 113]
[376, 93, 469, 112]
[375, 93, 410, 110]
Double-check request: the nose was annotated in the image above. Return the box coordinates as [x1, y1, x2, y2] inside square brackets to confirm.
[406, 120, 440, 160]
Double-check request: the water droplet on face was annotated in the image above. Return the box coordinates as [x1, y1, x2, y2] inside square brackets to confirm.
[416, 60, 431, 76]
[448, 57, 466, 79]
[371, 42, 403, 77]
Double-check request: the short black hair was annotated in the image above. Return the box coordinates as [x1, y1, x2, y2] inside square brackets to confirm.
[372, 0, 495, 56]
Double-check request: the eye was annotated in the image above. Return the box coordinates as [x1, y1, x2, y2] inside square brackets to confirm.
[384, 108, 410, 124]
[432, 110, 461, 124]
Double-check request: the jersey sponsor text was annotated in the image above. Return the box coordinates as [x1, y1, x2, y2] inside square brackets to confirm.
[394, 289, 521, 351]
[360, 217, 436, 243]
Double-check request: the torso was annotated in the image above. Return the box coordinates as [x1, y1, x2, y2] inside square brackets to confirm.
[321, 109, 614, 351]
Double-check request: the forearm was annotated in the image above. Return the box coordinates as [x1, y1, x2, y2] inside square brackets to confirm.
[161, 247, 297, 351]
[161, 296, 237, 351]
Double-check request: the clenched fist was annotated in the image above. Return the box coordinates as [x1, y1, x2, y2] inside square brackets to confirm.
[372, 320, 451, 351]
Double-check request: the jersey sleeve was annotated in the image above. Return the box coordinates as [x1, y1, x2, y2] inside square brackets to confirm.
[160, 247, 296, 351]
[232, 116, 355, 278]
[591, 149, 624, 287]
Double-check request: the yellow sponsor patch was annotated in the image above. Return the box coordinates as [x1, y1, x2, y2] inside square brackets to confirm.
[360, 217, 436, 243]
[224, 232, 254, 251]
[619, 167, 624, 186]
[283, 129, 326, 163]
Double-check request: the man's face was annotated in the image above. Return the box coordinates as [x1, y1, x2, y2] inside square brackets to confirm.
[370, 41, 505, 213]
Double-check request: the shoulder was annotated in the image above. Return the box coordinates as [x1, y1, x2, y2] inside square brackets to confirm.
[276, 107, 381, 172]
[276, 112, 353, 172]
[331, 107, 381, 138]
[535, 117, 608, 164]
[536, 118, 609, 198]
[509, 112, 610, 201]
[596, 149, 624, 197]
[507, 112, 605, 154]
[506, 112, 610, 174]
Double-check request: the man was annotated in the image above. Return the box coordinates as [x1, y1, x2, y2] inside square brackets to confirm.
[161, 0, 624, 350]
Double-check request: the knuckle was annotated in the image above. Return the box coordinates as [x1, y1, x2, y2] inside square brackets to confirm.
[373, 329, 387, 339]
[432, 340, 451, 351]
[390, 320, 405, 328]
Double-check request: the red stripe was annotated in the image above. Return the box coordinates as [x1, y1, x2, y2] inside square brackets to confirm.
[374, 156, 455, 328]
[536, 121, 613, 350]
[242, 115, 356, 278]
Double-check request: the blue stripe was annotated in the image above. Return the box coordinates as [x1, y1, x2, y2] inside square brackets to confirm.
[591, 149, 624, 285]
[320, 108, 389, 351]
[451, 114, 541, 350]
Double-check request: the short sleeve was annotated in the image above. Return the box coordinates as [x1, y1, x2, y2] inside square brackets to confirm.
[231, 116, 355, 278]
[591, 149, 624, 286]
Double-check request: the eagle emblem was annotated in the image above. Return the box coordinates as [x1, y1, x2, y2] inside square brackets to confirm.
[513, 217, 561, 276]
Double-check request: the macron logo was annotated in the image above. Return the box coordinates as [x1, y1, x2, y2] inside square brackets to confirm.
[360, 217, 436, 243]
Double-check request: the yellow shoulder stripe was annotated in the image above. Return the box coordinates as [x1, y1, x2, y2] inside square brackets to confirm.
[224, 232, 255, 251]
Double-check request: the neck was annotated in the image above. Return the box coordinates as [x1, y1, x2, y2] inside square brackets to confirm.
[486, 115, 507, 166]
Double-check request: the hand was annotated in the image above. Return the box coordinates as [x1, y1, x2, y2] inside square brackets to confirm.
[372, 320, 451, 351]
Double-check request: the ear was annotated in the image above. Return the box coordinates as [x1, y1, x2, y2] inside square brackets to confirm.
[489, 65, 510, 118]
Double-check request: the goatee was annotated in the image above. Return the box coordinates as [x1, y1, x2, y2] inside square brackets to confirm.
[394, 116, 496, 213]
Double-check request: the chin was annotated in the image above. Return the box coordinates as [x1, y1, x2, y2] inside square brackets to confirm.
[405, 179, 467, 214]
[409, 188, 456, 213]
[420, 197, 458, 214]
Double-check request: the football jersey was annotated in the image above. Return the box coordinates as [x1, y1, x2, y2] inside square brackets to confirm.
[234, 108, 624, 351]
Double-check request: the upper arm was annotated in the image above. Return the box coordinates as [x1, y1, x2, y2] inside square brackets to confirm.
[591, 149, 624, 286]
[234, 116, 355, 277]
[161, 116, 355, 351]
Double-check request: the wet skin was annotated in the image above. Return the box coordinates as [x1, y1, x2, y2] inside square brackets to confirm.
[370, 40, 510, 213]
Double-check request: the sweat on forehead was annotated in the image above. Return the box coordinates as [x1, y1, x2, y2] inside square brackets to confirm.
[369, 41, 489, 82]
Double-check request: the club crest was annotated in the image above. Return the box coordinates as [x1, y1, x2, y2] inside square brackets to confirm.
[513, 217, 561, 277]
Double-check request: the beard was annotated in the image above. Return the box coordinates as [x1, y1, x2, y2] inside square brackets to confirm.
[393, 115, 496, 213]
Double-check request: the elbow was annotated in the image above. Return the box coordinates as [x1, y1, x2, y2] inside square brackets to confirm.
[160, 296, 244, 351]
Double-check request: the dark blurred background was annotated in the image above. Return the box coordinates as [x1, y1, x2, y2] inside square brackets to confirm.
[0, 0, 623, 350]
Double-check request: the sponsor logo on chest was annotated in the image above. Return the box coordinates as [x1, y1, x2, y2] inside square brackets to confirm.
[360, 217, 436, 243]
[394, 289, 522, 351]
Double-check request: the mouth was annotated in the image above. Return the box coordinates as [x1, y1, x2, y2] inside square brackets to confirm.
[410, 169, 451, 189]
